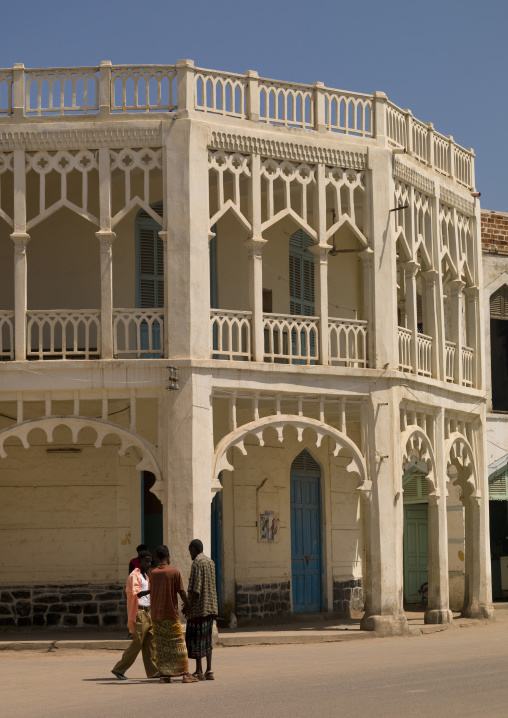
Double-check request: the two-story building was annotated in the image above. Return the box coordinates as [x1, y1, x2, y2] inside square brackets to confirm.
[0, 60, 493, 633]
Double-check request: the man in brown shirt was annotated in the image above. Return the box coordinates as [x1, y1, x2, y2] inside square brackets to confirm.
[149, 545, 198, 684]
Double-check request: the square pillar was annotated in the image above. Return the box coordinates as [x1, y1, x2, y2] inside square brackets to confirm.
[402, 260, 419, 374]
[309, 244, 330, 365]
[11, 233, 30, 361]
[96, 231, 115, 359]
[245, 237, 267, 362]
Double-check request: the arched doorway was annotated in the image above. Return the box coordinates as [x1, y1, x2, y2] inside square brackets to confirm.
[290, 449, 323, 613]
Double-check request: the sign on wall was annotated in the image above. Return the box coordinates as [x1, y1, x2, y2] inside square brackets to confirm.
[257, 478, 280, 543]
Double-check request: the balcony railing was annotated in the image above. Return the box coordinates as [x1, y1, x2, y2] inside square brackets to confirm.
[263, 313, 319, 365]
[398, 327, 412, 372]
[0, 61, 474, 188]
[329, 318, 368, 368]
[0, 312, 14, 359]
[416, 332, 432, 377]
[113, 309, 164, 358]
[462, 345, 474, 387]
[445, 341, 456, 382]
[27, 310, 101, 359]
[210, 309, 251, 360]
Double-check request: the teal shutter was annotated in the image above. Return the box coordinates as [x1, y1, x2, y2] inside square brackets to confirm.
[289, 230, 315, 316]
[138, 226, 164, 309]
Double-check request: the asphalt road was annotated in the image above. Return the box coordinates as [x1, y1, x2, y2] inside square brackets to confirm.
[2, 620, 508, 718]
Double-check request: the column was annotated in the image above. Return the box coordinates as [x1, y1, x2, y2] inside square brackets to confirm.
[402, 260, 419, 374]
[449, 279, 465, 385]
[425, 408, 453, 624]
[422, 269, 440, 379]
[247, 152, 266, 362]
[309, 244, 330, 365]
[12, 233, 30, 361]
[245, 237, 267, 362]
[360, 387, 408, 636]
[161, 368, 214, 584]
[11, 147, 28, 361]
[96, 146, 115, 359]
[164, 117, 210, 359]
[367, 146, 398, 369]
[96, 231, 115, 359]
[464, 286, 480, 388]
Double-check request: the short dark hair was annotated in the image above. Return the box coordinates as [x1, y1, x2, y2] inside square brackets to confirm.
[189, 539, 203, 554]
[156, 545, 169, 560]
[138, 550, 152, 561]
[136, 544, 148, 553]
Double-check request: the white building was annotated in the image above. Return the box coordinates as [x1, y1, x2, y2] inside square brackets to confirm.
[0, 60, 493, 634]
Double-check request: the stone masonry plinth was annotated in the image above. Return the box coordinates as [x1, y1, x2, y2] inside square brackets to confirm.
[235, 581, 291, 621]
[0, 585, 127, 630]
[333, 579, 363, 617]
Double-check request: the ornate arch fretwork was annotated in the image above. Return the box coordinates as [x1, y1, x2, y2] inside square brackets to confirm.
[110, 147, 163, 228]
[446, 431, 478, 499]
[0, 417, 163, 496]
[212, 414, 369, 498]
[325, 167, 368, 247]
[208, 150, 252, 232]
[401, 427, 438, 496]
[0, 152, 13, 227]
[260, 158, 317, 238]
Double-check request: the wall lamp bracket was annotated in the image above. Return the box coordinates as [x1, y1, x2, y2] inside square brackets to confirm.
[166, 366, 179, 391]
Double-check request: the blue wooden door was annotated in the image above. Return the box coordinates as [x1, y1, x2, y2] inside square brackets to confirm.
[291, 450, 322, 612]
[403, 504, 428, 603]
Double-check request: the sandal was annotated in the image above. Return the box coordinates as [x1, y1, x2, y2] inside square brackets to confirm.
[182, 674, 199, 683]
[159, 676, 172, 683]
[192, 672, 205, 681]
[205, 670, 215, 681]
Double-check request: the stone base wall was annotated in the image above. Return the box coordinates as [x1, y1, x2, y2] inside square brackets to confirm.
[333, 579, 363, 616]
[235, 581, 291, 620]
[0, 585, 126, 630]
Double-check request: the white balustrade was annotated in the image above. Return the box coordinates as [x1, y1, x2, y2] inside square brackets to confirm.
[324, 91, 373, 136]
[26, 310, 101, 359]
[411, 117, 429, 164]
[433, 132, 450, 176]
[328, 318, 368, 368]
[416, 332, 432, 377]
[263, 313, 318, 364]
[454, 146, 473, 188]
[195, 69, 246, 118]
[398, 327, 412, 372]
[0, 312, 14, 359]
[259, 80, 314, 130]
[210, 309, 252, 360]
[113, 309, 164, 358]
[111, 65, 176, 113]
[25, 68, 99, 116]
[0, 71, 13, 116]
[445, 341, 456, 382]
[386, 103, 408, 148]
[462, 345, 474, 387]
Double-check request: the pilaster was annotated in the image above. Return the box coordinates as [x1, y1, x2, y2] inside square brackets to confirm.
[11, 233, 30, 361]
[96, 231, 116, 359]
[402, 260, 419, 374]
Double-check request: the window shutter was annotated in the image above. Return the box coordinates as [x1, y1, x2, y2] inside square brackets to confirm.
[289, 229, 314, 316]
[491, 287, 508, 320]
[138, 222, 164, 309]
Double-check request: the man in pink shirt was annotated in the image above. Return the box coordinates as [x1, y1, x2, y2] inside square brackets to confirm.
[111, 551, 158, 680]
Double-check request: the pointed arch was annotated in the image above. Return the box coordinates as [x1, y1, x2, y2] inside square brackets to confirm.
[446, 432, 478, 498]
[401, 427, 438, 495]
[212, 414, 369, 497]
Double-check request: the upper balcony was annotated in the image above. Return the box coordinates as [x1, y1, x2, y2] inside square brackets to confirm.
[0, 60, 474, 190]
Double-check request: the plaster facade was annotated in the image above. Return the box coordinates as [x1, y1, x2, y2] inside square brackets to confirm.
[0, 60, 493, 633]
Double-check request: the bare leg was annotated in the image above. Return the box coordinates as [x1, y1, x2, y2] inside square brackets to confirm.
[195, 657, 203, 675]
[206, 649, 212, 673]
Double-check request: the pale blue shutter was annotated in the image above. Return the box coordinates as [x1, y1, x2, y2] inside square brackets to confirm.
[289, 229, 315, 316]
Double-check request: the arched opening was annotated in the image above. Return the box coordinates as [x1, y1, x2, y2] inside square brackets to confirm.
[490, 286, 508, 411]
[141, 470, 163, 557]
[290, 449, 323, 612]
[402, 464, 429, 604]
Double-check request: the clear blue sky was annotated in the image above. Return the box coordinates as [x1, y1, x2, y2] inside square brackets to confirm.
[1, 0, 506, 211]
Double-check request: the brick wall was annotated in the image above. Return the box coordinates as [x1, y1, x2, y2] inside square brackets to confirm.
[481, 210, 508, 254]
[0, 584, 127, 630]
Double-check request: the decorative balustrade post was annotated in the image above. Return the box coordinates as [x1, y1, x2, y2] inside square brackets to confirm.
[449, 278, 465, 385]
[313, 81, 326, 133]
[422, 269, 440, 379]
[245, 70, 260, 122]
[402, 260, 419, 374]
[468, 148, 476, 192]
[426, 123, 434, 168]
[447, 135, 455, 179]
[96, 231, 116, 359]
[11, 233, 30, 361]
[404, 110, 413, 155]
[99, 60, 112, 117]
[309, 244, 330, 365]
[245, 238, 267, 362]
[12, 63, 25, 119]
[176, 59, 195, 114]
[372, 91, 388, 148]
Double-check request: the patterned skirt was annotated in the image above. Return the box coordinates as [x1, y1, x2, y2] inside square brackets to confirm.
[185, 616, 214, 659]
[152, 619, 189, 677]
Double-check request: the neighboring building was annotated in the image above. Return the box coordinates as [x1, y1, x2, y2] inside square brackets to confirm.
[0, 60, 493, 634]
[481, 210, 508, 601]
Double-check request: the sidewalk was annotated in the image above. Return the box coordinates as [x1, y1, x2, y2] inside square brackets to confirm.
[1, 606, 506, 651]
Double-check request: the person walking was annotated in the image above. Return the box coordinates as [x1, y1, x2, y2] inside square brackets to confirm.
[128, 544, 148, 574]
[184, 539, 218, 681]
[149, 545, 198, 684]
[111, 550, 158, 680]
